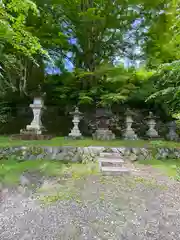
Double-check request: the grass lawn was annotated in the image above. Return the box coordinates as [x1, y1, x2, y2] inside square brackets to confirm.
[0, 136, 180, 148]
[138, 159, 179, 178]
[0, 159, 98, 186]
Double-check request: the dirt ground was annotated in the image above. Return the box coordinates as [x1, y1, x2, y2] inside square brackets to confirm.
[0, 164, 180, 240]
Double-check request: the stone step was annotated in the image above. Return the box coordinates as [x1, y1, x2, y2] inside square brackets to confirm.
[100, 152, 121, 158]
[101, 166, 130, 176]
[98, 157, 124, 163]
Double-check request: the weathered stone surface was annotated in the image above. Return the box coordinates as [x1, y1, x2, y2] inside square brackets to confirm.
[128, 153, 138, 161]
[20, 175, 30, 187]
[132, 148, 140, 155]
[68, 107, 83, 138]
[123, 115, 138, 140]
[0, 145, 180, 162]
[146, 112, 159, 139]
[11, 134, 53, 140]
[167, 121, 179, 141]
[93, 129, 115, 140]
[156, 148, 169, 159]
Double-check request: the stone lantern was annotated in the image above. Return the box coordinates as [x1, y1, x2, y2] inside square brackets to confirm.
[15, 87, 53, 140]
[123, 109, 138, 140]
[146, 112, 159, 139]
[92, 108, 115, 140]
[68, 107, 83, 139]
[167, 121, 179, 141]
[25, 96, 45, 135]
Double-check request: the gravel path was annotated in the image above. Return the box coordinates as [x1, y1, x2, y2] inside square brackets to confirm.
[1, 166, 180, 240]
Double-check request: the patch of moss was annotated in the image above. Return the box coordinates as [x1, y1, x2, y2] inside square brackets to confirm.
[0, 159, 65, 186]
[28, 146, 45, 155]
[0, 159, 99, 187]
[39, 180, 80, 205]
[134, 176, 168, 190]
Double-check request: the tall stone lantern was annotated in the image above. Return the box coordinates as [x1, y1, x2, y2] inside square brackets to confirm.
[123, 109, 138, 140]
[25, 96, 45, 135]
[167, 121, 179, 141]
[68, 107, 83, 139]
[146, 112, 159, 139]
[20, 84, 46, 136]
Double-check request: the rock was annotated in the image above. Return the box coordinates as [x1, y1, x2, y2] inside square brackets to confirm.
[53, 153, 65, 161]
[174, 150, 180, 158]
[1, 145, 180, 163]
[138, 154, 146, 161]
[128, 153, 138, 161]
[89, 146, 105, 152]
[28, 155, 37, 160]
[52, 147, 61, 154]
[72, 153, 81, 162]
[20, 175, 30, 187]
[132, 148, 140, 155]
[117, 147, 126, 155]
[139, 148, 152, 160]
[44, 146, 54, 154]
[140, 148, 149, 155]
[20, 146, 28, 151]
[156, 148, 169, 159]
[124, 148, 132, 157]
[36, 154, 45, 160]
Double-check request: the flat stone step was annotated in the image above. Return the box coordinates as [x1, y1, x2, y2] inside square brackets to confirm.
[98, 157, 124, 163]
[101, 166, 130, 172]
[100, 152, 121, 158]
[101, 166, 130, 175]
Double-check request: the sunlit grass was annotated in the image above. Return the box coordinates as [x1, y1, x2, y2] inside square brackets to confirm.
[0, 158, 99, 186]
[0, 159, 64, 185]
[0, 136, 180, 148]
[138, 159, 178, 177]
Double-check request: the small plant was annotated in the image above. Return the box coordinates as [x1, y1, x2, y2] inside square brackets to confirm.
[28, 146, 45, 155]
[103, 147, 113, 153]
[150, 140, 165, 147]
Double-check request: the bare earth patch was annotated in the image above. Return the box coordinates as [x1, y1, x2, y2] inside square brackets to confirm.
[1, 165, 180, 240]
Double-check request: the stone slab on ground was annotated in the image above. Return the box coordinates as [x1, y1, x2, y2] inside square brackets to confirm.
[98, 157, 124, 163]
[101, 166, 131, 176]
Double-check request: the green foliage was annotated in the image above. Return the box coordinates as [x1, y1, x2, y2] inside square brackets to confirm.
[44, 0, 175, 107]
[0, 101, 11, 124]
[0, 0, 47, 98]
[0, 0, 180, 116]
[143, 0, 180, 67]
[0, 0, 44, 57]
[141, 1, 180, 115]
[147, 60, 180, 114]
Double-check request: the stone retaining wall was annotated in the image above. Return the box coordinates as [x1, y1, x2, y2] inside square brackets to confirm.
[0, 146, 180, 162]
